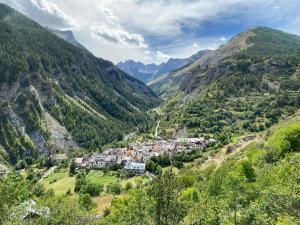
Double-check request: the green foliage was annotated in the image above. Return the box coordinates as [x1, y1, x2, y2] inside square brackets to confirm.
[106, 182, 122, 195]
[266, 124, 300, 161]
[0, 3, 160, 160]
[79, 193, 96, 211]
[74, 171, 103, 196]
[100, 189, 155, 225]
[150, 169, 187, 225]
[0, 173, 33, 222]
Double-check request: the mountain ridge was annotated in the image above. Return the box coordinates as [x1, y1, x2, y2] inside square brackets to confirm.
[155, 26, 300, 140]
[0, 3, 160, 164]
[117, 50, 211, 82]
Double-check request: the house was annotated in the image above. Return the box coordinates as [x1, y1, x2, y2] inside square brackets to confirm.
[90, 154, 117, 169]
[124, 162, 146, 174]
[75, 158, 85, 168]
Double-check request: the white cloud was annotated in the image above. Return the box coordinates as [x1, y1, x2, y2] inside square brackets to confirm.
[1, 0, 299, 64]
[218, 36, 227, 42]
[192, 43, 200, 49]
[156, 51, 171, 61]
[91, 24, 147, 48]
[1, 0, 76, 28]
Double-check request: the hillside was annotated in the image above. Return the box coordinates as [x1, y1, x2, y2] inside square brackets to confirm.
[117, 50, 211, 83]
[150, 27, 300, 98]
[97, 121, 300, 225]
[155, 27, 300, 141]
[0, 4, 160, 165]
[47, 28, 87, 51]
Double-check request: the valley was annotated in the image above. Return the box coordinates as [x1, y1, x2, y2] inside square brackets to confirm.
[0, 2, 300, 225]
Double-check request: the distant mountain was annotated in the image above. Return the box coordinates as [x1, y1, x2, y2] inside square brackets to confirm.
[117, 50, 211, 82]
[155, 27, 300, 139]
[48, 28, 87, 50]
[0, 3, 160, 164]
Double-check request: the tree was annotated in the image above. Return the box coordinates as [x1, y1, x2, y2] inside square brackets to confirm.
[79, 193, 96, 211]
[183, 198, 221, 225]
[107, 182, 122, 195]
[69, 160, 76, 176]
[74, 171, 87, 193]
[100, 189, 155, 225]
[150, 169, 187, 225]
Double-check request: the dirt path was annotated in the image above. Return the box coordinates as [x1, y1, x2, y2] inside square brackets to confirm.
[155, 120, 160, 138]
[200, 136, 259, 170]
[39, 166, 57, 183]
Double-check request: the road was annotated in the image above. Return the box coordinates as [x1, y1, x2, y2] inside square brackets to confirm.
[155, 120, 160, 138]
[39, 166, 57, 183]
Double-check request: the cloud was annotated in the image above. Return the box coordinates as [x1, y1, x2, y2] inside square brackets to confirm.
[218, 36, 227, 42]
[1, 0, 300, 64]
[91, 24, 147, 48]
[192, 43, 200, 49]
[156, 51, 171, 61]
[1, 0, 76, 29]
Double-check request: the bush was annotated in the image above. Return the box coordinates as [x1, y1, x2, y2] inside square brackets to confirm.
[81, 182, 103, 197]
[266, 124, 300, 160]
[79, 193, 96, 211]
[107, 182, 122, 195]
[125, 182, 133, 191]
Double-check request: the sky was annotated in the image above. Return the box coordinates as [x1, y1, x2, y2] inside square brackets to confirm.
[1, 0, 300, 64]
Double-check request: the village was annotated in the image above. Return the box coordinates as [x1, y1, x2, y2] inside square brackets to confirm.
[73, 137, 217, 174]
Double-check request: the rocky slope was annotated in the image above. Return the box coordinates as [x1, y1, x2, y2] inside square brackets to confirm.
[0, 4, 160, 164]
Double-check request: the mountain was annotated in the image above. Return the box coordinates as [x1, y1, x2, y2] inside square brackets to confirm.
[155, 27, 300, 140]
[117, 50, 211, 83]
[47, 28, 87, 50]
[0, 4, 160, 164]
[117, 60, 159, 83]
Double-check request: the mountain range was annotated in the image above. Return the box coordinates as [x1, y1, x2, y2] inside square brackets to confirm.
[0, 4, 160, 164]
[117, 50, 211, 83]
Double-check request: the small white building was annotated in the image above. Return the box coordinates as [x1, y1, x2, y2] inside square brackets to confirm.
[124, 162, 146, 174]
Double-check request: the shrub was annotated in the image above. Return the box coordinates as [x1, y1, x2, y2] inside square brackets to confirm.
[107, 182, 122, 195]
[266, 124, 300, 160]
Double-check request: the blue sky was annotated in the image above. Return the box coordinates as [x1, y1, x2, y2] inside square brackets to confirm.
[1, 0, 300, 64]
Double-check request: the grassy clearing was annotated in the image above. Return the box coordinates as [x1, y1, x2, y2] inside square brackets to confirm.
[93, 194, 114, 215]
[42, 170, 75, 195]
[86, 170, 119, 187]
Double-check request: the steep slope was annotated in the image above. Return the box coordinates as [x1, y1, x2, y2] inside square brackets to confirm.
[48, 28, 87, 50]
[0, 4, 160, 164]
[157, 27, 300, 140]
[150, 27, 300, 98]
[117, 50, 211, 83]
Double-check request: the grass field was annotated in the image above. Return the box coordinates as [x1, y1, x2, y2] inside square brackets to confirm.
[86, 170, 119, 188]
[41, 170, 76, 195]
[41, 168, 150, 214]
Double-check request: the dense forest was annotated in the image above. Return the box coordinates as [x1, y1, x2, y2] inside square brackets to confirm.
[0, 4, 159, 164]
